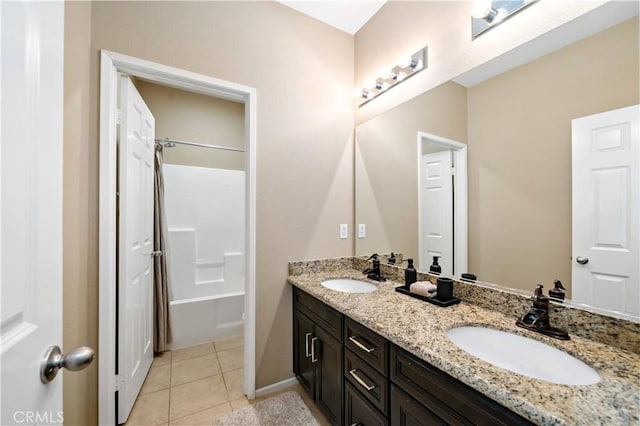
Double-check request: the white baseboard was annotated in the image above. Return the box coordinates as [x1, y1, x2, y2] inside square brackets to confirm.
[254, 376, 299, 398]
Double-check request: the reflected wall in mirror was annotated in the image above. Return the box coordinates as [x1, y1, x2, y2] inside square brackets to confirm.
[355, 16, 639, 318]
[356, 81, 467, 271]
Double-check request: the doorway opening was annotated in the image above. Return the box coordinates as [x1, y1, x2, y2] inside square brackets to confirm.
[99, 51, 257, 425]
[417, 132, 467, 276]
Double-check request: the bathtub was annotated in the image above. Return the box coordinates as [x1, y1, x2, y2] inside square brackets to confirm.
[168, 291, 244, 350]
[166, 230, 245, 349]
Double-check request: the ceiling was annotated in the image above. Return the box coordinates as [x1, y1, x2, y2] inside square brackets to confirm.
[277, 1, 387, 34]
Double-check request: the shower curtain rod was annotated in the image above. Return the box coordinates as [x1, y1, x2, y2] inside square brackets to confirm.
[154, 137, 245, 153]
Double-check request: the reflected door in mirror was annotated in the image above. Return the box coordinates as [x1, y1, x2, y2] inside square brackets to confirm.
[420, 151, 454, 276]
[571, 104, 639, 317]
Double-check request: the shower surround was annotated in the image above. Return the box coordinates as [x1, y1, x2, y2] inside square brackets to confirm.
[163, 164, 245, 348]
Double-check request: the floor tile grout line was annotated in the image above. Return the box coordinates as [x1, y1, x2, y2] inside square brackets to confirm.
[169, 400, 233, 424]
[129, 340, 244, 425]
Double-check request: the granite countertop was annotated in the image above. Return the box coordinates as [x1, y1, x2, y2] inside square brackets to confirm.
[287, 267, 640, 426]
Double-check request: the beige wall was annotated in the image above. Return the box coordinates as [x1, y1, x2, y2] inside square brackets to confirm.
[355, 81, 468, 261]
[63, 2, 353, 424]
[63, 2, 98, 426]
[135, 81, 245, 170]
[467, 17, 639, 295]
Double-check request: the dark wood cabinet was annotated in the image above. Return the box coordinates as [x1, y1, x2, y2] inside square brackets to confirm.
[390, 345, 534, 426]
[344, 318, 388, 376]
[314, 324, 343, 424]
[344, 349, 388, 415]
[293, 308, 315, 396]
[293, 287, 534, 426]
[345, 382, 387, 426]
[293, 288, 343, 425]
[343, 317, 390, 425]
[390, 384, 447, 426]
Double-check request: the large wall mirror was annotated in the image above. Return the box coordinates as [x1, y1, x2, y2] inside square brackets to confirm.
[355, 8, 639, 320]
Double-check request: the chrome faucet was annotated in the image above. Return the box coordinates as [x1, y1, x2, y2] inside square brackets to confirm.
[516, 285, 569, 340]
[363, 254, 386, 282]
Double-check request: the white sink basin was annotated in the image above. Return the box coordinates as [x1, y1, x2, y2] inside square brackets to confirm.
[321, 279, 377, 294]
[446, 326, 600, 385]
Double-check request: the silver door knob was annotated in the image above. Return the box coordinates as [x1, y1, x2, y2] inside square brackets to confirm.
[576, 256, 589, 265]
[40, 345, 95, 383]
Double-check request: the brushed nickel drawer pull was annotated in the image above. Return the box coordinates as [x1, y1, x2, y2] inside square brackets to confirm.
[349, 336, 376, 353]
[305, 333, 312, 358]
[350, 423, 362, 426]
[349, 368, 376, 391]
[311, 337, 319, 363]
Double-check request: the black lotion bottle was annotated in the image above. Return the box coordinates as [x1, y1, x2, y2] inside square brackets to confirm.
[429, 256, 442, 275]
[405, 258, 417, 289]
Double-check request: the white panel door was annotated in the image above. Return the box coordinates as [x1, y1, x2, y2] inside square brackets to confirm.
[572, 104, 639, 317]
[1, 1, 65, 424]
[118, 76, 155, 423]
[420, 151, 454, 276]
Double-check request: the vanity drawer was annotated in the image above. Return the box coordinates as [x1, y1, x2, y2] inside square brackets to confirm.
[344, 318, 388, 375]
[390, 345, 534, 426]
[293, 287, 343, 341]
[345, 381, 387, 426]
[390, 384, 447, 426]
[344, 349, 388, 415]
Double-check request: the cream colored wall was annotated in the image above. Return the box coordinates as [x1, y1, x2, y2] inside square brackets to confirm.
[354, 0, 612, 124]
[355, 81, 467, 261]
[63, 2, 98, 426]
[467, 17, 639, 295]
[134, 81, 245, 170]
[90, 0, 354, 390]
[63, 1, 353, 424]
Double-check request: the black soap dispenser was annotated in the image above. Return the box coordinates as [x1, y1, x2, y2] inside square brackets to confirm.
[549, 279, 566, 301]
[405, 258, 417, 289]
[429, 256, 442, 275]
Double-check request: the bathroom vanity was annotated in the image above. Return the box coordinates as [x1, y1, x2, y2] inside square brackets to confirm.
[288, 258, 640, 426]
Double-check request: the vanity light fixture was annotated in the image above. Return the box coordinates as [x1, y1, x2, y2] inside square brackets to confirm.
[359, 46, 428, 107]
[471, 0, 538, 39]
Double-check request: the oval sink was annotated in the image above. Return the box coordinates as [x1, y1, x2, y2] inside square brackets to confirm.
[446, 326, 600, 385]
[321, 279, 377, 294]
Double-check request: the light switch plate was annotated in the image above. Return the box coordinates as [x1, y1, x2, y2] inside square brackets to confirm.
[358, 224, 366, 238]
[340, 224, 348, 239]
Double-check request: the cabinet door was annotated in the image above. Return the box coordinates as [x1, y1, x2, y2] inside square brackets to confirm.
[293, 309, 315, 398]
[315, 325, 344, 425]
[390, 385, 447, 426]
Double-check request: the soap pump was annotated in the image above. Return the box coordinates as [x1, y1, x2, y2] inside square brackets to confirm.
[404, 258, 417, 289]
[429, 256, 442, 275]
[549, 280, 566, 301]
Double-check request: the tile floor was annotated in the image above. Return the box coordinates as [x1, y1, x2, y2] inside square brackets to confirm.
[124, 334, 329, 426]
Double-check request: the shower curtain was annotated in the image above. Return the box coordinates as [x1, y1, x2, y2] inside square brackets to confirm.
[153, 144, 171, 352]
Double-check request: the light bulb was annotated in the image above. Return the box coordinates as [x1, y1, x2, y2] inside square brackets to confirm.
[471, 0, 493, 19]
[396, 55, 413, 69]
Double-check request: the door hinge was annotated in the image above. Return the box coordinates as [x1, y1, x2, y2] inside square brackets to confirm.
[115, 374, 125, 391]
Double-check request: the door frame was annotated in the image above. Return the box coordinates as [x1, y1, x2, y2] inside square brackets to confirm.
[98, 50, 257, 425]
[417, 131, 468, 275]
